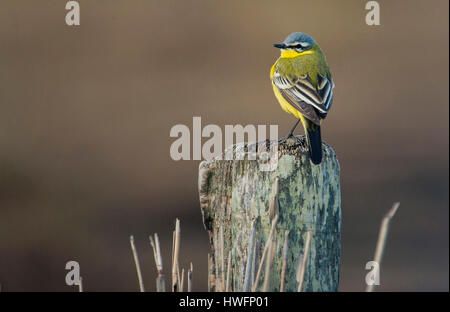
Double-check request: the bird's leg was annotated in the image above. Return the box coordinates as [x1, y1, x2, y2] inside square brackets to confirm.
[287, 119, 301, 137]
[278, 119, 300, 143]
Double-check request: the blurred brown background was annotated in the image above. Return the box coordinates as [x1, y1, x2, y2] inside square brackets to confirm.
[0, 0, 448, 291]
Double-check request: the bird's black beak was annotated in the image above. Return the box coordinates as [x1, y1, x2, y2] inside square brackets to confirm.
[273, 43, 286, 49]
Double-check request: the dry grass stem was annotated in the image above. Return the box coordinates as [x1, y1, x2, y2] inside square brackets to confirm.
[262, 236, 276, 292]
[180, 268, 185, 292]
[251, 242, 257, 289]
[171, 230, 175, 272]
[172, 219, 181, 292]
[295, 253, 304, 284]
[78, 276, 83, 292]
[366, 202, 400, 292]
[252, 213, 279, 291]
[177, 264, 181, 291]
[156, 274, 166, 292]
[243, 221, 256, 291]
[220, 225, 225, 292]
[297, 230, 312, 292]
[225, 250, 232, 292]
[149, 234, 163, 272]
[188, 263, 193, 292]
[207, 253, 211, 292]
[268, 177, 280, 221]
[149, 233, 165, 292]
[129, 235, 145, 292]
[280, 230, 290, 292]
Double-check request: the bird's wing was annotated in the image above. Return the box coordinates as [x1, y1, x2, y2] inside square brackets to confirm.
[273, 70, 334, 124]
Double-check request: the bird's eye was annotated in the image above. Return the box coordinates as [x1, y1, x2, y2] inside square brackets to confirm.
[294, 44, 303, 49]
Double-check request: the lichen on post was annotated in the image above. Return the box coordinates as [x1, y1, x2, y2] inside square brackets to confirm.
[198, 136, 341, 292]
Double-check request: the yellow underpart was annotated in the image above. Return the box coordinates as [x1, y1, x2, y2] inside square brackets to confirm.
[270, 62, 309, 131]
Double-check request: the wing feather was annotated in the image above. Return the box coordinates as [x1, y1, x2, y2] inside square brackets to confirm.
[273, 69, 335, 123]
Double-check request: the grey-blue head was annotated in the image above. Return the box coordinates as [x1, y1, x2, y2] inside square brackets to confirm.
[273, 32, 316, 52]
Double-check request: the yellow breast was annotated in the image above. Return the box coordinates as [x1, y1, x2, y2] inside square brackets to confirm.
[270, 62, 302, 119]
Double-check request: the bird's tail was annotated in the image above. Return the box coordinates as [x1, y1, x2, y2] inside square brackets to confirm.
[305, 123, 322, 165]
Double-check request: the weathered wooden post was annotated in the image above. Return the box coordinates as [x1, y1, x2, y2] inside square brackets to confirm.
[198, 136, 341, 292]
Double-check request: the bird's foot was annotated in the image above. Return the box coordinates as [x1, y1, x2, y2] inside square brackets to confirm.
[278, 134, 292, 144]
[278, 130, 298, 144]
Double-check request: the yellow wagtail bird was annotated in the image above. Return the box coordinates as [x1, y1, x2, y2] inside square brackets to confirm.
[270, 32, 334, 165]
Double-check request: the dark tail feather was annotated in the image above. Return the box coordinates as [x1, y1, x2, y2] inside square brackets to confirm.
[306, 126, 322, 165]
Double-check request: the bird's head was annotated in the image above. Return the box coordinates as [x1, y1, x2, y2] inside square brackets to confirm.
[273, 32, 316, 58]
